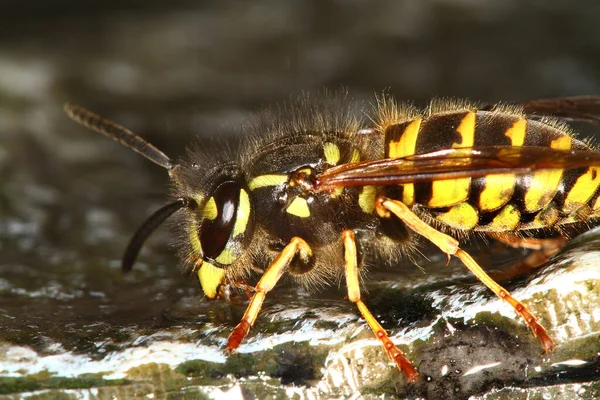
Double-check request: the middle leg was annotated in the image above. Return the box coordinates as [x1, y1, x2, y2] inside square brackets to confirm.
[342, 229, 420, 382]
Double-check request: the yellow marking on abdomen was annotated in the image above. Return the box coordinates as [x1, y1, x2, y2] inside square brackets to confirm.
[429, 112, 475, 208]
[232, 189, 251, 237]
[476, 118, 524, 211]
[323, 142, 341, 165]
[388, 118, 421, 159]
[388, 118, 421, 206]
[524, 135, 572, 212]
[358, 186, 377, 214]
[198, 262, 225, 299]
[436, 202, 479, 230]
[286, 197, 310, 218]
[488, 204, 520, 231]
[594, 196, 600, 211]
[563, 167, 600, 214]
[454, 111, 476, 148]
[248, 174, 288, 191]
[504, 117, 526, 146]
[478, 174, 515, 211]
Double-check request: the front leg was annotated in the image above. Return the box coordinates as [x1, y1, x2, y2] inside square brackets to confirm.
[226, 237, 312, 351]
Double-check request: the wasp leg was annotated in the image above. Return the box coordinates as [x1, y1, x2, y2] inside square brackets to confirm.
[342, 230, 420, 382]
[226, 237, 312, 352]
[376, 197, 556, 352]
[487, 233, 567, 281]
[488, 232, 567, 252]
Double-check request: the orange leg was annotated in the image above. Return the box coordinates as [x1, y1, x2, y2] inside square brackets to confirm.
[487, 233, 567, 281]
[376, 197, 556, 352]
[489, 232, 566, 252]
[226, 237, 312, 351]
[342, 230, 420, 382]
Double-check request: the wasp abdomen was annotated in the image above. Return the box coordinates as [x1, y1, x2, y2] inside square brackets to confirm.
[384, 109, 600, 232]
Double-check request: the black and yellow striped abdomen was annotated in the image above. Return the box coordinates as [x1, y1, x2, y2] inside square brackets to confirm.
[384, 108, 600, 232]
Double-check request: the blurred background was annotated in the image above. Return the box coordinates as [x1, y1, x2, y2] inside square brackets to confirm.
[1, 1, 600, 399]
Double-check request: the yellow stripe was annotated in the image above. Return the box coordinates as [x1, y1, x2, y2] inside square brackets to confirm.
[436, 203, 479, 230]
[453, 111, 476, 148]
[323, 142, 341, 165]
[350, 148, 361, 163]
[563, 167, 600, 214]
[232, 189, 251, 237]
[428, 179, 471, 208]
[358, 186, 376, 214]
[551, 135, 572, 150]
[248, 174, 288, 191]
[530, 206, 559, 228]
[429, 112, 475, 208]
[488, 204, 520, 231]
[198, 262, 225, 299]
[402, 185, 415, 206]
[388, 118, 421, 159]
[524, 136, 571, 212]
[594, 196, 600, 211]
[202, 197, 218, 220]
[504, 118, 526, 146]
[388, 118, 421, 207]
[478, 174, 515, 211]
[286, 197, 310, 218]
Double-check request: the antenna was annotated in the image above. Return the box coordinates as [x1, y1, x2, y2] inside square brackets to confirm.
[64, 103, 176, 170]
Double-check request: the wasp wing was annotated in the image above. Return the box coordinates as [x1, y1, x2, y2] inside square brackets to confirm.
[522, 96, 600, 124]
[316, 146, 600, 190]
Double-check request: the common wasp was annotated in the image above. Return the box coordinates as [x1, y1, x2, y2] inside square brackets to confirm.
[65, 93, 600, 382]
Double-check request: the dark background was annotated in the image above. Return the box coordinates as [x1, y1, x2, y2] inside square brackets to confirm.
[1, 1, 600, 399]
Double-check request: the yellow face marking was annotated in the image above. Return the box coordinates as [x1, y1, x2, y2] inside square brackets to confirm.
[202, 197, 218, 220]
[563, 167, 600, 214]
[488, 204, 520, 231]
[358, 186, 377, 214]
[189, 221, 202, 256]
[323, 142, 341, 165]
[504, 118, 526, 146]
[478, 174, 515, 211]
[232, 189, 251, 237]
[429, 112, 475, 208]
[436, 202, 478, 230]
[388, 118, 421, 206]
[215, 248, 236, 265]
[350, 148, 360, 163]
[198, 262, 225, 299]
[524, 135, 571, 212]
[248, 174, 288, 191]
[286, 197, 310, 218]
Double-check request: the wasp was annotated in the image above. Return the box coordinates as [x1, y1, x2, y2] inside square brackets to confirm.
[65, 94, 600, 382]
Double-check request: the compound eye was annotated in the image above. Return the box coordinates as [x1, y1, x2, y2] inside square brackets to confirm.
[196, 179, 253, 267]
